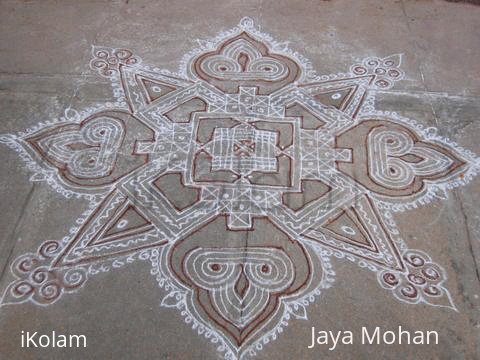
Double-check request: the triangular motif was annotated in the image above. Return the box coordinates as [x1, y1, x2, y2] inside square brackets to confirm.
[302, 194, 404, 271]
[136, 75, 177, 103]
[300, 76, 373, 117]
[312, 86, 357, 110]
[53, 190, 165, 267]
[323, 208, 377, 251]
[92, 204, 154, 245]
[119, 65, 192, 112]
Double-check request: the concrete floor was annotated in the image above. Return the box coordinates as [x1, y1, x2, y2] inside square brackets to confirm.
[0, 1, 479, 359]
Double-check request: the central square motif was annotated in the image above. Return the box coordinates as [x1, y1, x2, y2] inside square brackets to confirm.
[210, 125, 278, 175]
[185, 112, 301, 191]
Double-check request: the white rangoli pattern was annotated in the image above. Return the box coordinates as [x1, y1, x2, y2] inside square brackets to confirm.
[1, 18, 479, 360]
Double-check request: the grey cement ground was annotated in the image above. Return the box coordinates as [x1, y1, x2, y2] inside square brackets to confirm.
[0, 1, 479, 359]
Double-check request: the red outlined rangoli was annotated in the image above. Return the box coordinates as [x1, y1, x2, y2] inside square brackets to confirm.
[1, 18, 479, 359]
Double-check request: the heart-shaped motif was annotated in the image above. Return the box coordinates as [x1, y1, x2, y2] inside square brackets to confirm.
[27, 111, 154, 187]
[336, 119, 466, 198]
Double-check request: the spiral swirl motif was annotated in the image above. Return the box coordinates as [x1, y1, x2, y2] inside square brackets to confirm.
[5, 239, 88, 305]
[399, 283, 419, 299]
[382, 272, 399, 286]
[379, 250, 447, 304]
[349, 55, 403, 89]
[63, 268, 88, 289]
[12, 281, 35, 298]
[421, 266, 441, 281]
[404, 252, 426, 267]
[90, 48, 139, 77]
[16, 256, 39, 273]
[39, 240, 61, 258]
[407, 273, 426, 285]
[31, 268, 51, 285]
[39, 281, 62, 301]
